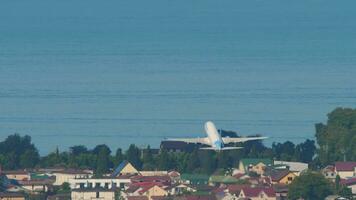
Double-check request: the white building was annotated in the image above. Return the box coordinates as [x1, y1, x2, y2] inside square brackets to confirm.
[273, 161, 308, 175]
[69, 177, 131, 190]
[71, 188, 116, 200]
[52, 169, 93, 186]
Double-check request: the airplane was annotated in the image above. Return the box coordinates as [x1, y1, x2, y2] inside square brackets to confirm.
[165, 121, 268, 151]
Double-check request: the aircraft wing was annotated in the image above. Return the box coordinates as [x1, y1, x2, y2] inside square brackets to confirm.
[222, 136, 268, 144]
[165, 137, 211, 146]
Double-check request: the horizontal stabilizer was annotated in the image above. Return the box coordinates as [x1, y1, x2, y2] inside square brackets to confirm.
[164, 137, 211, 146]
[222, 136, 268, 144]
[199, 147, 243, 151]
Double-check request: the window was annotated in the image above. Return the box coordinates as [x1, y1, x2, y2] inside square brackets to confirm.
[288, 177, 293, 181]
[96, 192, 99, 198]
[95, 183, 101, 188]
[105, 183, 109, 189]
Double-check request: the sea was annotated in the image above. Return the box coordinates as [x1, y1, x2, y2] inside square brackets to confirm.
[1, 0, 356, 154]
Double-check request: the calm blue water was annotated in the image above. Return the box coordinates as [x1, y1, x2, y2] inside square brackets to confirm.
[1, 0, 356, 154]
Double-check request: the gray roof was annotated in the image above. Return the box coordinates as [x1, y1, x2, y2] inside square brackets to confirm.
[273, 161, 308, 172]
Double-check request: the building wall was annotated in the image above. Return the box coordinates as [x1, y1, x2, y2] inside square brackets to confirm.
[22, 184, 48, 193]
[121, 164, 139, 175]
[69, 178, 131, 189]
[349, 185, 356, 195]
[336, 171, 355, 179]
[278, 173, 297, 185]
[53, 173, 92, 186]
[143, 186, 168, 200]
[5, 174, 29, 181]
[251, 163, 267, 175]
[71, 191, 115, 200]
[0, 197, 25, 200]
[239, 191, 276, 200]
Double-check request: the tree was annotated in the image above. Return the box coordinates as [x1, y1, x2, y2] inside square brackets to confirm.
[70, 145, 88, 156]
[95, 147, 111, 176]
[200, 151, 216, 174]
[20, 149, 40, 168]
[186, 149, 200, 172]
[115, 148, 124, 166]
[294, 139, 316, 163]
[315, 108, 356, 165]
[142, 146, 155, 170]
[0, 134, 39, 169]
[126, 144, 142, 170]
[288, 171, 332, 200]
[157, 149, 171, 170]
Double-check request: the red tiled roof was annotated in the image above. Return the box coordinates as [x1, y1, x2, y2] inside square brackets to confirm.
[340, 177, 356, 186]
[232, 173, 246, 179]
[241, 187, 276, 198]
[227, 185, 249, 195]
[168, 171, 180, 177]
[185, 195, 216, 200]
[139, 184, 166, 195]
[335, 162, 356, 171]
[131, 175, 171, 183]
[127, 196, 148, 200]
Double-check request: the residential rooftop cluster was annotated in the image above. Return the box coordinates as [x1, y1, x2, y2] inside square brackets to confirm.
[0, 159, 355, 200]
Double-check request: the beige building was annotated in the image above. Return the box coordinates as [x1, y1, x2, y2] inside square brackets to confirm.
[72, 188, 116, 200]
[3, 171, 30, 181]
[335, 162, 356, 179]
[139, 185, 168, 200]
[237, 187, 276, 200]
[18, 179, 54, 193]
[52, 169, 93, 186]
[112, 161, 139, 177]
[269, 170, 297, 185]
[69, 177, 131, 190]
[238, 159, 272, 175]
[0, 193, 25, 200]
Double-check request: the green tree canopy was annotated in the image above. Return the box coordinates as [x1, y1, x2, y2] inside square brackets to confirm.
[288, 171, 333, 200]
[315, 107, 356, 165]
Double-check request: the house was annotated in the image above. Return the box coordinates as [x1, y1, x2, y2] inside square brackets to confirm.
[340, 177, 356, 195]
[335, 162, 356, 179]
[127, 196, 148, 200]
[47, 193, 71, 200]
[238, 159, 272, 175]
[322, 165, 337, 180]
[168, 171, 181, 183]
[273, 161, 308, 176]
[131, 175, 171, 185]
[170, 184, 197, 195]
[139, 171, 168, 177]
[209, 176, 241, 186]
[2, 171, 30, 181]
[123, 183, 168, 200]
[237, 187, 276, 200]
[180, 174, 210, 185]
[69, 176, 131, 190]
[52, 169, 93, 186]
[112, 161, 140, 177]
[0, 192, 25, 200]
[18, 178, 54, 193]
[71, 188, 116, 200]
[272, 184, 289, 199]
[268, 169, 296, 185]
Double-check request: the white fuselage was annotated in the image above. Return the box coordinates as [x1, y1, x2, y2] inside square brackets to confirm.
[204, 121, 224, 149]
